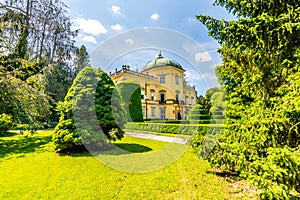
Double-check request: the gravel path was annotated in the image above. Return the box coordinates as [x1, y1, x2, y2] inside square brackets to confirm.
[125, 132, 189, 144]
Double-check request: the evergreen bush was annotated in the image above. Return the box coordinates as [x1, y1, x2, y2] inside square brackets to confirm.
[52, 66, 125, 151]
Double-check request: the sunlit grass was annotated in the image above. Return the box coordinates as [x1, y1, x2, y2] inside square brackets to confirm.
[0, 131, 254, 199]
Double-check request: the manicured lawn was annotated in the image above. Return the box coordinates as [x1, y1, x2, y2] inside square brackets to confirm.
[0, 131, 255, 199]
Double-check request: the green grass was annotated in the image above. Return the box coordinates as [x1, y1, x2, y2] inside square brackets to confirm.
[0, 131, 255, 199]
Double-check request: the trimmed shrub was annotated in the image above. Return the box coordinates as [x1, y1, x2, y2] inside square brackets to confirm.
[116, 80, 143, 122]
[125, 122, 211, 135]
[0, 114, 13, 135]
[52, 66, 125, 151]
[187, 104, 211, 121]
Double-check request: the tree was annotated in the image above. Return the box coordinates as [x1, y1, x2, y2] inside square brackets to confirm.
[196, 0, 300, 198]
[116, 80, 143, 122]
[1, 0, 79, 112]
[52, 66, 125, 151]
[74, 45, 89, 78]
[0, 0, 78, 62]
[0, 59, 51, 130]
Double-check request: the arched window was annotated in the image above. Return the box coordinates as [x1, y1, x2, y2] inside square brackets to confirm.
[159, 90, 166, 104]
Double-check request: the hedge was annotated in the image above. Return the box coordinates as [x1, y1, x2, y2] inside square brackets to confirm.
[125, 122, 221, 135]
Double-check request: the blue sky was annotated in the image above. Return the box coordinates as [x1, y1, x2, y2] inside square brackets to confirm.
[64, 0, 235, 95]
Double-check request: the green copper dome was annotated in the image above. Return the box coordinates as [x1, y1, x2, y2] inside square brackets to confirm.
[143, 51, 184, 71]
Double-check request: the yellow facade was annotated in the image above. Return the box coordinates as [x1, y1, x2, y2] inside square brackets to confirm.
[110, 51, 197, 120]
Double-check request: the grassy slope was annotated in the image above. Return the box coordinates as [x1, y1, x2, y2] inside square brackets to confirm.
[0, 131, 253, 199]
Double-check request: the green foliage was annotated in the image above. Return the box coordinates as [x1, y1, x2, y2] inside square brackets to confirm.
[0, 114, 13, 135]
[53, 66, 125, 151]
[205, 87, 219, 100]
[74, 45, 90, 77]
[197, 0, 300, 198]
[0, 0, 83, 123]
[187, 104, 211, 120]
[116, 80, 143, 122]
[248, 147, 300, 200]
[0, 58, 51, 130]
[125, 122, 213, 135]
[210, 91, 226, 115]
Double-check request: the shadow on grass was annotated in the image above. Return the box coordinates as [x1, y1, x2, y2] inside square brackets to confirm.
[114, 143, 152, 153]
[0, 132, 19, 138]
[59, 143, 153, 157]
[206, 169, 240, 182]
[0, 134, 52, 160]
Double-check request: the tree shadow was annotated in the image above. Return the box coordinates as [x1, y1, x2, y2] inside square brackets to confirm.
[0, 135, 52, 160]
[0, 132, 19, 138]
[59, 143, 153, 157]
[114, 143, 152, 153]
[206, 169, 240, 182]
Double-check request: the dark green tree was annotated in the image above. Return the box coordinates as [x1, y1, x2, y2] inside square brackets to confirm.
[74, 45, 90, 78]
[116, 80, 143, 122]
[53, 66, 125, 151]
[196, 0, 300, 198]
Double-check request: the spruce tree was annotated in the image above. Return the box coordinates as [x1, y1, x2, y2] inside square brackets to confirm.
[53, 66, 125, 151]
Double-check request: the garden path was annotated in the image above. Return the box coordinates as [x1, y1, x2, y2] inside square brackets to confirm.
[125, 132, 188, 144]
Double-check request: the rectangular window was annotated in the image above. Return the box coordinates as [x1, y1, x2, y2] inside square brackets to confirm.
[150, 91, 155, 101]
[142, 107, 145, 118]
[141, 90, 145, 100]
[151, 107, 156, 118]
[160, 92, 165, 103]
[160, 76, 165, 84]
[185, 96, 189, 105]
[160, 108, 166, 119]
[176, 93, 180, 103]
[175, 75, 179, 85]
[191, 97, 195, 105]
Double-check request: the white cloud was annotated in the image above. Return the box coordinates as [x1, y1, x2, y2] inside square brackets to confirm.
[195, 52, 212, 62]
[151, 13, 160, 21]
[125, 38, 134, 45]
[75, 18, 108, 36]
[187, 18, 198, 24]
[111, 24, 122, 31]
[112, 5, 121, 15]
[82, 35, 97, 44]
[201, 73, 217, 80]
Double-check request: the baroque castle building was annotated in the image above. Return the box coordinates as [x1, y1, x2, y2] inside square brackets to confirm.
[110, 51, 197, 120]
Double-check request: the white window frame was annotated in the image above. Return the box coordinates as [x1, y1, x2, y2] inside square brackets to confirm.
[160, 75, 166, 84]
[150, 90, 155, 101]
[151, 107, 156, 118]
[175, 75, 179, 85]
[160, 107, 166, 119]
